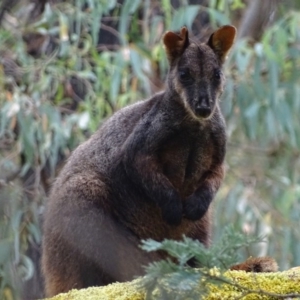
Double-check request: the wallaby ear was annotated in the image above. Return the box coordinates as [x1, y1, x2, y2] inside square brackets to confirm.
[163, 27, 189, 62]
[207, 25, 237, 63]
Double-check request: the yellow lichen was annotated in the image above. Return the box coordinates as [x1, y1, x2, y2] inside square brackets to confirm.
[45, 267, 300, 300]
[46, 279, 144, 300]
[206, 268, 300, 300]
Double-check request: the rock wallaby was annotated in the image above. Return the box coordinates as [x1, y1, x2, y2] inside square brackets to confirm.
[42, 25, 237, 296]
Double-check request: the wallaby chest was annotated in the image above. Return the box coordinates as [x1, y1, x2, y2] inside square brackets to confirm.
[158, 122, 215, 197]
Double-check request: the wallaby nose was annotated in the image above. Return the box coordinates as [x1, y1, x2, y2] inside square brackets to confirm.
[195, 98, 211, 118]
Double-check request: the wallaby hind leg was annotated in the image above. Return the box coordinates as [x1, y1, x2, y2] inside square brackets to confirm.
[42, 175, 161, 297]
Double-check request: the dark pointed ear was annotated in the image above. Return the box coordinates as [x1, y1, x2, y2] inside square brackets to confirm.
[207, 25, 237, 63]
[163, 27, 189, 63]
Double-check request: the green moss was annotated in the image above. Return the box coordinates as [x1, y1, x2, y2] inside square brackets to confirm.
[206, 268, 300, 299]
[46, 268, 300, 300]
[47, 279, 144, 300]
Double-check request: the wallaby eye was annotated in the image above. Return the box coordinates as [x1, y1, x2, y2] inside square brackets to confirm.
[178, 69, 192, 82]
[214, 69, 222, 80]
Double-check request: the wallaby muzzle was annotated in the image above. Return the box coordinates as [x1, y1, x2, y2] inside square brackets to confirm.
[195, 105, 211, 118]
[195, 93, 212, 118]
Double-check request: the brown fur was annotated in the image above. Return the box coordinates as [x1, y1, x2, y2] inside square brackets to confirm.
[42, 25, 237, 297]
[230, 257, 278, 273]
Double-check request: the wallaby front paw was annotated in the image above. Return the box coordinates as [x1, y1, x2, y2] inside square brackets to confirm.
[183, 194, 211, 221]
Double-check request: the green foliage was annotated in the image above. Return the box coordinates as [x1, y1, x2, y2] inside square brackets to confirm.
[216, 6, 300, 270]
[140, 226, 262, 299]
[142, 226, 261, 270]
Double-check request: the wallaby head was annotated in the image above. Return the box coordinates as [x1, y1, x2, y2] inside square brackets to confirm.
[163, 25, 236, 119]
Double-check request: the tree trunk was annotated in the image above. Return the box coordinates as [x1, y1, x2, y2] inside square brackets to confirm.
[238, 0, 280, 40]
